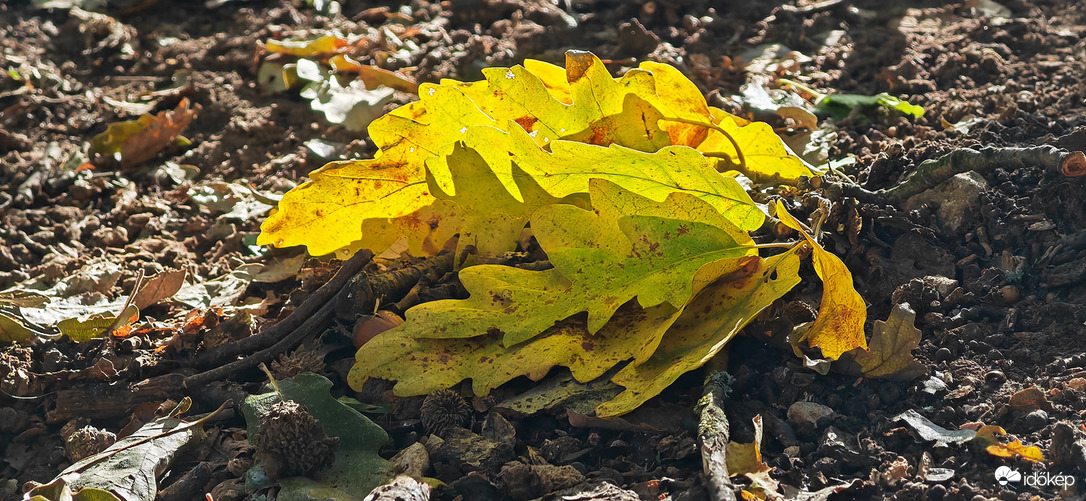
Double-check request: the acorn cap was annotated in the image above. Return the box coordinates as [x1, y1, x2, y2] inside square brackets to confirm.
[254, 400, 339, 479]
[420, 388, 472, 436]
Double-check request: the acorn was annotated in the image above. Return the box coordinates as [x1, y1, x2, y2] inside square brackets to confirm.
[419, 388, 472, 436]
[353, 310, 404, 348]
[253, 400, 338, 479]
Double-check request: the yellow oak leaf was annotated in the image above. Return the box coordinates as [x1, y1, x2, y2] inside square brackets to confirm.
[259, 51, 771, 256]
[375, 180, 752, 348]
[430, 126, 765, 233]
[697, 117, 815, 184]
[522, 58, 572, 104]
[448, 51, 673, 152]
[726, 416, 770, 476]
[775, 201, 867, 359]
[425, 143, 579, 258]
[349, 181, 770, 413]
[257, 84, 499, 256]
[350, 301, 678, 398]
[596, 250, 800, 417]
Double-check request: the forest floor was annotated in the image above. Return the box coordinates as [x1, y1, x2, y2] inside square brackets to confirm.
[3, 0, 1086, 500]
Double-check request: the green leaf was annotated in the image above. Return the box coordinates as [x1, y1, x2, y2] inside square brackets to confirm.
[815, 92, 924, 119]
[242, 374, 390, 495]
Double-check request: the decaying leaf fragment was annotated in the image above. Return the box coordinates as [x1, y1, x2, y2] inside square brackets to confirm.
[774, 201, 866, 359]
[724, 416, 783, 500]
[90, 98, 198, 169]
[26, 399, 224, 501]
[265, 34, 348, 57]
[726, 415, 769, 477]
[987, 440, 1046, 462]
[835, 303, 926, 380]
[977, 426, 1046, 462]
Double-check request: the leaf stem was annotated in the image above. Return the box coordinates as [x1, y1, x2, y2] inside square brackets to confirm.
[658, 116, 747, 173]
[744, 241, 801, 250]
[778, 78, 825, 103]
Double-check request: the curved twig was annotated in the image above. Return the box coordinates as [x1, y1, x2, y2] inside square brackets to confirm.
[806, 145, 1086, 205]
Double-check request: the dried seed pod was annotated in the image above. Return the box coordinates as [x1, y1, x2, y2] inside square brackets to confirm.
[420, 388, 472, 436]
[253, 400, 338, 479]
[270, 345, 325, 379]
[64, 425, 117, 461]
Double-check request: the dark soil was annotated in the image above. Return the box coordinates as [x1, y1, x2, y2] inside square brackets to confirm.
[3, 0, 1086, 500]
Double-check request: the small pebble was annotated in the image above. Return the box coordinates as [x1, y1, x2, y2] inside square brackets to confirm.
[928, 484, 947, 500]
[1022, 409, 1049, 431]
[878, 383, 901, 405]
[787, 401, 835, 425]
[935, 347, 954, 362]
[985, 370, 1006, 384]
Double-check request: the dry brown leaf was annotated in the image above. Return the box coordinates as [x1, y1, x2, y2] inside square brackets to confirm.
[1008, 387, 1052, 411]
[835, 303, 926, 380]
[132, 270, 187, 310]
[91, 98, 198, 169]
[726, 415, 769, 476]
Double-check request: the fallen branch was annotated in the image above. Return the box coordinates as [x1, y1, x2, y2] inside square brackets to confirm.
[193, 249, 374, 369]
[806, 145, 1086, 204]
[335, 252, 455, 321]
[696, 356, 738, 501]
[183, 250, 374, 389]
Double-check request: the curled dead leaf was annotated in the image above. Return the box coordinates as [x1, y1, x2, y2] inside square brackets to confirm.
[774, 201, 867, 359]
[834, 303, 926, 381]
[90, 98, 198, 170]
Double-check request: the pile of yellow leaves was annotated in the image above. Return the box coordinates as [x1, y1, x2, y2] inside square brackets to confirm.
[259, 51, 869, 416]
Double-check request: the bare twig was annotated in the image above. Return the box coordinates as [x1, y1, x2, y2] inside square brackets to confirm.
[183, 297, 337, 390]
[697, 355, 738, 501]
[193, 249, 374, 369]
[806, 145, 1086, 205]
